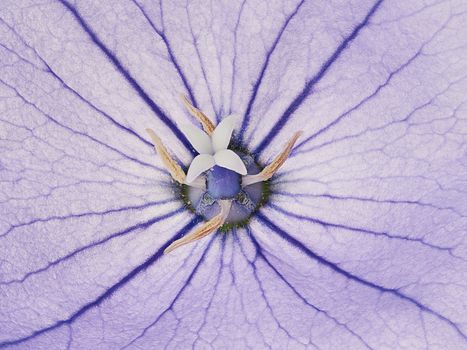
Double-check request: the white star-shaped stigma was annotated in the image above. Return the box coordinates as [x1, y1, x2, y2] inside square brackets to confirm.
[180, 115, 248, 183]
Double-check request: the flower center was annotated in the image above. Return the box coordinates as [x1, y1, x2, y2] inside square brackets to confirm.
[182, 151, 268, 230]
[145, 96, 300, 254]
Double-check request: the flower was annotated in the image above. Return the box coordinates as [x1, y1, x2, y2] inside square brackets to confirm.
[1, 1, 466, 349]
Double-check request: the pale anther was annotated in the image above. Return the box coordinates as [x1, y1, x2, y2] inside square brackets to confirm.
[181, 95, 215, 135]
[242, 131, 303, 187]
[164, 200, 232, 254]
[146, 128, 186, 184]
[146, 128, 205, 189]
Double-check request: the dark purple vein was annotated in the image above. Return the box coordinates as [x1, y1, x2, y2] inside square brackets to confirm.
[257, 212, 466, 339]
[244, 228, 373, 349]
[254, 0, 384, 154]
[132, 0, 198, 107]
[0, 207, 184, 285]
[0, 17, 154, 150]
[58, 0, 195, 155]
[122, 236, 216, 348]
[0, 217, 200, 347]
[239, 0, 306, 138]
[294, 48, 421, 151]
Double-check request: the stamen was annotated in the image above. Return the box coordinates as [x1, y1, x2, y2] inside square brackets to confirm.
[146, 128, 187, 184]
[242, 131, 303, 187]
[181, 95, 215, 135]
[164, 200, 232, 254]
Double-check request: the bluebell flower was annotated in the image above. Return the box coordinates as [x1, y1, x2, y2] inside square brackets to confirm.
[1, 0, 466, 349]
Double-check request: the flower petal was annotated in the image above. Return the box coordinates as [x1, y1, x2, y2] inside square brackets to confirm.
[211, 115, 237, 152]
[186, 154, 215, 183]
[179, 123, 213, 154]
[214, 149, 247, 175]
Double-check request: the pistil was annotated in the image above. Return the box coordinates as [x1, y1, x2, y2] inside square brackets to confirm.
[146, 98, 302, 255]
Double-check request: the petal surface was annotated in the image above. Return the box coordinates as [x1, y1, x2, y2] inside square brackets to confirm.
[186, 154, 216, 183]
[214, 149, 247, 175]
[211, 114, 237, 152]
[0, 0, 466, 349]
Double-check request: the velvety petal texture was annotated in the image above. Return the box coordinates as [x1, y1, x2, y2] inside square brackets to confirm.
[1, 0, 466, 349]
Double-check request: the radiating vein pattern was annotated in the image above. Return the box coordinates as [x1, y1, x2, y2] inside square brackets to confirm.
[254, 0, 384, 154]
[1, 0, 466, 349]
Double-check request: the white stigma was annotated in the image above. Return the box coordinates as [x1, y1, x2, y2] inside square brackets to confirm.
[180, 115, 247, 183]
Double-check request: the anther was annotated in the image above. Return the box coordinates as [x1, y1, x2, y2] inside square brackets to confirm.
[164, 200, 232, 254]
[242, 131, 303, 187]
[181, 95, 215, 135]
[146, 128, 205, 189]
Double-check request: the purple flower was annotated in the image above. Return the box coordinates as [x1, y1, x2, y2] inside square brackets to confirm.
[1, 0, 466, 349]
